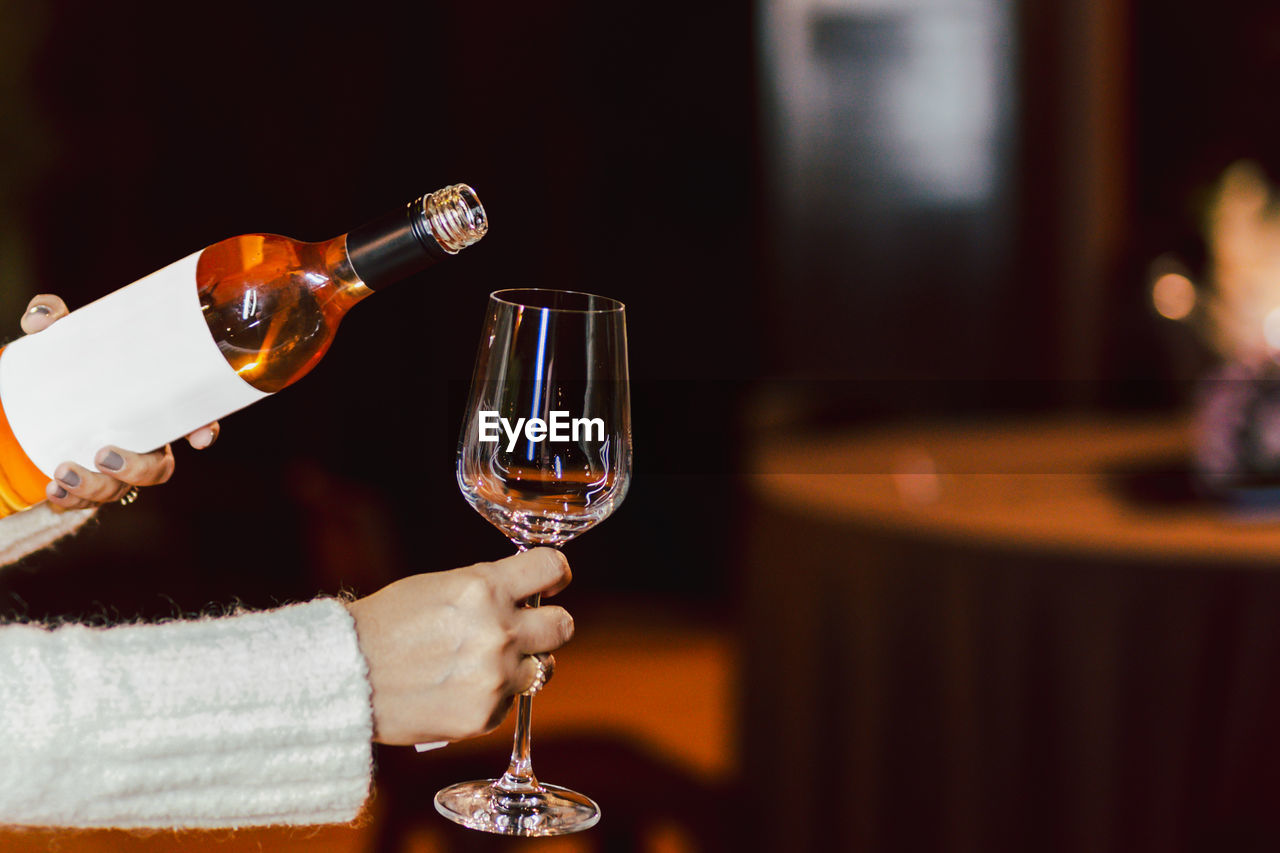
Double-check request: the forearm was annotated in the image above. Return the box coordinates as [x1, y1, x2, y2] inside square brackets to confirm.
[0, 598, 373, 828]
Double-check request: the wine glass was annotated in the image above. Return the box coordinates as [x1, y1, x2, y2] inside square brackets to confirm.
[434, 288, 631, 836]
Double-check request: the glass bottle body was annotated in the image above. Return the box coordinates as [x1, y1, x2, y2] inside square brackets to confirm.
[198, 233, 370, 393]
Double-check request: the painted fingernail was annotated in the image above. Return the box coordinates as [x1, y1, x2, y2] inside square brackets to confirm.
[26, 304, 51, 317]
[99, 451, 124, 471]
[59, 470, 80, 488]
[190, 428, 213, 449]
[51, 485, 66, 499]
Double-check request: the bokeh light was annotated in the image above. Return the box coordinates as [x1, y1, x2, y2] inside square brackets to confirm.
[1152, 272, 1196, 320]
[1263, 305, 1280, 351]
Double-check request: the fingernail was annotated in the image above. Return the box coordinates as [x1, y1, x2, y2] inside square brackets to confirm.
[58, 470, 80, 488]
[26, 304, 51, 317]
[51, 485, 66, 499]
[99, 451, 124, 471]
[190, 428, 213, 449]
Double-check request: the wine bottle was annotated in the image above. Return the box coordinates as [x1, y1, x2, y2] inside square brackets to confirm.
[0, 184, 487, 516]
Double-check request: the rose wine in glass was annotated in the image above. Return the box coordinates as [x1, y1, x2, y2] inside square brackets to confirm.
[434, 288, 631, 836]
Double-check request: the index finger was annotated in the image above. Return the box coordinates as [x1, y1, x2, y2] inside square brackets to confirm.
[488, 548, 572, 601]
[21, 295, 69, 334]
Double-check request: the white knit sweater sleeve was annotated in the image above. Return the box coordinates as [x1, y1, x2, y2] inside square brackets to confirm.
[0, 598, 374, 828]
[0, 502, 97, 567]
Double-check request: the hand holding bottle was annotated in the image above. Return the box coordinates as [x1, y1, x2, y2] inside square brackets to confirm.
[0, 184, 485, 519]
[20, 295, 221, 511]
[346, 548, 575, 746]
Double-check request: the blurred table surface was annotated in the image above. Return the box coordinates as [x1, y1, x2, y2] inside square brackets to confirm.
[743, 412, 1280, 853]
[750, 412, 1280, 565]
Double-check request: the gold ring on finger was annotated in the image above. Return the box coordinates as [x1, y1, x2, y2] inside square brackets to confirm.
[522, 652, 555, 697]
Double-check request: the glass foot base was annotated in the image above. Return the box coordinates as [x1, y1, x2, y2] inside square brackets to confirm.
[434, 779, 601, 836]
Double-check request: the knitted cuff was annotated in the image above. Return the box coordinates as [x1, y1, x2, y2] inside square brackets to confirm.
[0, 503, 96, 568]
[0, 598, 373, 828]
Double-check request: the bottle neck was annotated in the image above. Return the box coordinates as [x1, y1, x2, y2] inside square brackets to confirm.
[345, 184, 488, 290]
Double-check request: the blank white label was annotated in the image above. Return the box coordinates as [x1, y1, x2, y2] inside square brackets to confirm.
[0, 252, 271, 477]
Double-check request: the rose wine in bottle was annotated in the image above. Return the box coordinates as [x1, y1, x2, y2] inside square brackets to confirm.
[0, 184, 487, 516]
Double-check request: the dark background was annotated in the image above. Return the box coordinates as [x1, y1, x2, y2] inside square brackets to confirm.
[5, 0, 1280, 849]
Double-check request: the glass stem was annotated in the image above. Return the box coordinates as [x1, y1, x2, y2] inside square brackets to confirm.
[495, 541, 545, 795]
[496, 594, 541, 794]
